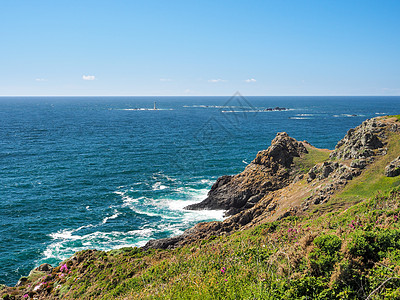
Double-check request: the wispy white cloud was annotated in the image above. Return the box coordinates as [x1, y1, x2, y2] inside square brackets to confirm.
[160, 78, 172, 82]
[35, 78, 47, 82]
[244, 78, 256, 83]
[208, 79, 227, 83]
[82, 75, 95, 81]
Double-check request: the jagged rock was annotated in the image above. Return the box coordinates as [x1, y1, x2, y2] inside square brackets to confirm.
[330, 119, 385, 160]
[390, 124, 400, 132]
[15, 277, 27, 287]
[185, 132, 307, 215]
[350, 159, 367, 169]
[306, 160, 362, 205]
[143, 235, 185, 250]
[37, 263, 53, 272]
[385, 157, 400, 177]
[144, 116, 398, 252]
[307, 162, 339, 182]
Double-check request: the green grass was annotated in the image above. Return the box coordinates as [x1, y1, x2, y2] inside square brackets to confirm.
[333, 133, 400, 203]
[293, 147, 330, 174]
[387, 114, 400, 121]
[5, 189, 400, 300]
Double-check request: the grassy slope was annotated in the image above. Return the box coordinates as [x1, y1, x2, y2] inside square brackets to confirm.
[334, 133, 400, 203]
[293, 145, 331, 174]
[7, 189, 399, 300]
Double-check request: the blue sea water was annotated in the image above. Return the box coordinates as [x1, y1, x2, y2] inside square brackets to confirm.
[0, 96, 399, 285]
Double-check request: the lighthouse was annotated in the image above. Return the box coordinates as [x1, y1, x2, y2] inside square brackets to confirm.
[154, 101, 157, 110]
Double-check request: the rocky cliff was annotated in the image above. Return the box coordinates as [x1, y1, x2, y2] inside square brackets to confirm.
[184, 132, 308, 216]
[145, 115, 400, 250]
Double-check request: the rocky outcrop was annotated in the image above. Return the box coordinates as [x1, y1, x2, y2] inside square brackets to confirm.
[385, 157, 400, 177]
[330, 118, 385, 160]
[144, 116, 400, 250]
[304, 118, 394, 206]
[184, 132, 308, 215]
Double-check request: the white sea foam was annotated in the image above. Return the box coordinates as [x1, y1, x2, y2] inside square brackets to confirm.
[199, 178, 214, 185]
[41, 177, 223, 265]
[49, 229, 81, 241]
[120, 194, 143, 205]
[43, 226, 157, 261]
[102, 210, 121, 224]
[152, 182, 168, 190]
[134, 209, 162, 217]
[183, 209, 225, 222]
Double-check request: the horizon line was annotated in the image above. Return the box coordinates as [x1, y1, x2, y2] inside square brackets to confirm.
[1, 95, 400, 97]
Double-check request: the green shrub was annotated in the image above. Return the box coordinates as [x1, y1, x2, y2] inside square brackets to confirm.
[347, 230, 375, 259]
[309, 234, 342, 276]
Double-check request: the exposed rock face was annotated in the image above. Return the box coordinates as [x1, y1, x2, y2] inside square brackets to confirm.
[305, 118, 390, 206]
[385, 157, 400, 177]
[37, 263, 53, 272]
[184, 132, 308, 215]
[144, 116, 398, 251]
[330, 118, 385, 160]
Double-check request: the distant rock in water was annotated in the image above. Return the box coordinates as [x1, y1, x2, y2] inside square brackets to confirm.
[184, 132, 308, 216]
[385, 157, 400, 177]
[264, 107, 287, 111]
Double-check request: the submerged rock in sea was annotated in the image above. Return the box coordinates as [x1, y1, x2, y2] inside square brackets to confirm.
[184, 132, 308, 215]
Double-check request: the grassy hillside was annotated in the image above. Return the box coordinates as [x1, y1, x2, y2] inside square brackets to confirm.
[3, 189, 400, 299]
[334, 133, 400, 203]
[293, 144, 331, 174]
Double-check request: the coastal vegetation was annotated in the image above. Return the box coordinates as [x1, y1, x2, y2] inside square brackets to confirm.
[2, 115, 400, 299]
[3, 189, 400, 299]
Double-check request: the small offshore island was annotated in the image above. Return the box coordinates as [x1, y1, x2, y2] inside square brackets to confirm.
[2, 115, 400, 300]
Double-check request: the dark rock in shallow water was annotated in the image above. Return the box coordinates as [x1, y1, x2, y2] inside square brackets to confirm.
[385, 157, 400, 177]
[264, 107, 287, 111]
[184, 132, 308, 215]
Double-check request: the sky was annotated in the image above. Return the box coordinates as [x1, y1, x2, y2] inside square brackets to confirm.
[0, 0, 399, 96]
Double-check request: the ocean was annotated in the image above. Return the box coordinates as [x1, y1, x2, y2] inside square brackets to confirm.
[1, 96, 399, 285]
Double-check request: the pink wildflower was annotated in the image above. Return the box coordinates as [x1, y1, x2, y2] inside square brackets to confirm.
[60, 264, 68, 272]
[23, 295, 28, 299]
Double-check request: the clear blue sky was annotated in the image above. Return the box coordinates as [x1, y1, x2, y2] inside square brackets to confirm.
[1, 0, 399, 96]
